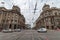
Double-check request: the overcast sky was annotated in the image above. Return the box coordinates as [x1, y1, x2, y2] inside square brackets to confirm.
[0, 0, 60, 27]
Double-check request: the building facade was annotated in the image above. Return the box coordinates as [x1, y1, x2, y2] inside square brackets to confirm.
[34, 4, 60, 30]
[0, 6, 25, 31]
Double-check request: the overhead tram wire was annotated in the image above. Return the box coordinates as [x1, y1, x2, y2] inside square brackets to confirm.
[30, 0, 38, 27]
[32, 0, 38, 21]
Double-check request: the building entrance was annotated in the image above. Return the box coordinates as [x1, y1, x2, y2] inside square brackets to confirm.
[46, 26, 49, 29]
[51, 26, 54, 30]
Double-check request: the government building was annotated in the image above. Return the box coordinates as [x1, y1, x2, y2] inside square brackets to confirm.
[34, 4, 60, 30]
[0, 5, 25, 31]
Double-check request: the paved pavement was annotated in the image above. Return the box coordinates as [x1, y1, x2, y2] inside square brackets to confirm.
[38, 30, 60, 40]
[17, 30, 42, 40]
[0, 30, 60, 40]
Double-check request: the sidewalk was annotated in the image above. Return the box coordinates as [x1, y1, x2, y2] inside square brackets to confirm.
[48, 30, 55, 31]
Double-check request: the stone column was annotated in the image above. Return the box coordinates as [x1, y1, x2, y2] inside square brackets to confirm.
[54, 26, 57, 30]
[11, 24, 14, 31]
[19, 25, 21, 29]
[16, 24, 19, 29]
[7, 24, 9, 30]
[2, 24, 4, 30]
[49, 26, 52, 30]
[45, 25, 46, 28]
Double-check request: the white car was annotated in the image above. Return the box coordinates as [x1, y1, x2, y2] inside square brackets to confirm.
[2, 29, 13, 33]
[37, 28, 47, 33]
[14, 29, 21, 32]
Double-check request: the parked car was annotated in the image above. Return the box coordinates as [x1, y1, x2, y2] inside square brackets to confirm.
[14, 29, 21, 32]
[2, 29, 13, 33]
[37, 27, 47, 33]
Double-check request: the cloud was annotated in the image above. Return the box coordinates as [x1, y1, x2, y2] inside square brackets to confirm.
[0, 0, 60, 27]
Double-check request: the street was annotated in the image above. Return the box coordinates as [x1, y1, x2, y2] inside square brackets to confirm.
[0, 30, 60, 40]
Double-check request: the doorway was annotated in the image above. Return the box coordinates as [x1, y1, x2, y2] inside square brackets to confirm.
[14, 24, 16, 29]
[51, 26, 54, 30]
[46, 26, 49, 29]
[9, 24, 12, 29]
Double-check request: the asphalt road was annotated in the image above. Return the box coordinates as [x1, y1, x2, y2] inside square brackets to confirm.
[0, 30, 60, 40]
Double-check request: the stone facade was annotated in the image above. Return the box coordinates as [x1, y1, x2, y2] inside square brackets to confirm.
[0, 6, 25, 31]
[34, 4, 60, 30]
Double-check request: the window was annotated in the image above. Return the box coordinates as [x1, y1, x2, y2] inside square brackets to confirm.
[7, 13, 9, 16]
[49, 12, 51, 15]
[49, 13, 50, 15]
[4, 14, 6, 16]
[0, 11, 2, 14]
[59, 13, 60, 15]
[15, 20, 17, 22]
[8, 16, 10, 18]
[51, 18, 54, 24]
[6, 20, 9, 22]
[45, 13, 47, 15]
[55, 12, 57, 16]
[2, 20, 5, 22]
[46, 18, 48, 21]
[12, 17, 14, 19]
[11, 20, 13, 22]
[15, 14, 17, 16]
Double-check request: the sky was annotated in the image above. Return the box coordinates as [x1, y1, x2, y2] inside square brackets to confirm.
[0, 0, 60, 27]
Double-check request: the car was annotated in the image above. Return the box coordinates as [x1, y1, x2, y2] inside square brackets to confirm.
[37, 28, 47, 33]
[2, 29, 13, 33]
[14, 29, 21, 32]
